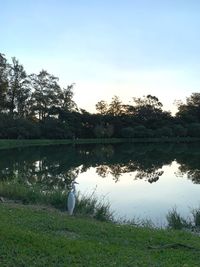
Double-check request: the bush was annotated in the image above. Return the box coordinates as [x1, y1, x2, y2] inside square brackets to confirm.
[156, 126, 173, 137]
[0, 181, 113, 222]
[172, 124, 187, 137]
[41, 118, 73, 139]
[192, 208, 200, 228]
[187, 123, 200, 137]
[120, 127, 135, 138]
[0, 114, 40, 139]
[133, 125, 148, 138]
[166, 208, 189, 229]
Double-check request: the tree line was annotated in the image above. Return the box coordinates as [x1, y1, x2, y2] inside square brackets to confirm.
[0, 53, 200, 139]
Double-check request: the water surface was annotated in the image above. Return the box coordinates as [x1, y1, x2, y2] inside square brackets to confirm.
[1, 142, 200, 225]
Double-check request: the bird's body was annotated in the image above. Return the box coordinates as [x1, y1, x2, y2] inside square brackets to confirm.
[67, 181, 78, 215]
[67, 191, 76, 215]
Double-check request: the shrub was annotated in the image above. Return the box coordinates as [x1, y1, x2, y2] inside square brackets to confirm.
[192, 208, 200, 228]
[166, 208, 189, 230]
[120, 127, 135, 138]
[172, 124, 187, 137]
[0, 181, 113, 222]
[133, 125, 148, 138]
[156, 126, 173, 137]
[187, 123, 200, 137]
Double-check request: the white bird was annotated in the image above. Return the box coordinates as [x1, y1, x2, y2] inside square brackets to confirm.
[67, 181, 78, 215]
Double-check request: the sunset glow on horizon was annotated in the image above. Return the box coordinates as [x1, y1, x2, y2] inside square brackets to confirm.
[1, 0, 200, 113]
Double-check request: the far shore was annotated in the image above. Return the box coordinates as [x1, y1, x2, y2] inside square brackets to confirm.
[0, 137, 200, 150]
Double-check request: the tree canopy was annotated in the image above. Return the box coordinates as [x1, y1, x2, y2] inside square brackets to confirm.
[0, 53, 199, 139]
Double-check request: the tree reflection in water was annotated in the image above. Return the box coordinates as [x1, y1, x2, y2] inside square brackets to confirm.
[0, 142, 200, 189]
[175, 144, 200, 184]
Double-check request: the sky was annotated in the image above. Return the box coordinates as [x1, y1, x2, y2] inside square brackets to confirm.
[1, 0, 200, 113]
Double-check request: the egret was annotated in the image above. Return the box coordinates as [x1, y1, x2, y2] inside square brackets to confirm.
[67, 181, 78, 215]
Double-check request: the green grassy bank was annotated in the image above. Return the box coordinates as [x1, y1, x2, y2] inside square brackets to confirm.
[0, 182, 113, 222]
[1, 137, 200, 150]
[1, 203, 200, 267]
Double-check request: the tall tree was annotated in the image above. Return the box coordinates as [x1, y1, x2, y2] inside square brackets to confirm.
[176, 93, 200, 123]
[186, 93, 200, 107]
[132, 95, 172, 128]
[0, 53, 9, 112]
[59, 84, 78, 112]
[96, 100, 108, 115]
[133, 95, 163, 121]
[30, 70, 61, 120]
[7, 57, 30, 117]
[133, 95, 163, 110]
[108, 96, 123, 116]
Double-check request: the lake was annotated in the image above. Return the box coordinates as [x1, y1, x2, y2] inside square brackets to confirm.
[1, 142, 200, 225]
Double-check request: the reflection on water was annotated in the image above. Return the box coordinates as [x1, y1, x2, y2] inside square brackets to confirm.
[1, 142, 200, 223]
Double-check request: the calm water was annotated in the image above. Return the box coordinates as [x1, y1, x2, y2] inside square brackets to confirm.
[1, 142, 200, 225]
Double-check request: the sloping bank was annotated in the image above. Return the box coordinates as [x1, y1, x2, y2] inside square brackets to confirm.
[1, 137, 200, 150]
[1, 203, 200, 267]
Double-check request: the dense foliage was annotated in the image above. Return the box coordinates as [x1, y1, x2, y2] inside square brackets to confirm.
[1, 53, 200, 139]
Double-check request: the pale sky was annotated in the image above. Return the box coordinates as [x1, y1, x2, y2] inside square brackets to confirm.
[1, 0, 200, 113]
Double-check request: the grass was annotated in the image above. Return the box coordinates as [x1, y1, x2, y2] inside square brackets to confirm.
[0, 138, 129, 150]
[166, 208, 200, 231]
[1, 203, 200, 266]
[1, 182, 200, 265]
[1, 137, 200, 150]
[0, 181, 113, 222]
[192, 208, 200, 229]
[76, 191, 113, 222]
[166, 208, 190, 230]
[3, 181, 200, 229]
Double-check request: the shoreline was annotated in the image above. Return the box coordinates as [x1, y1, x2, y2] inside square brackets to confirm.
[0, 137, 200, 149]
[1, 202, 200, 266]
